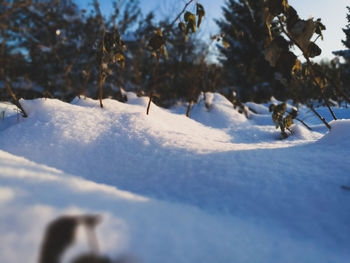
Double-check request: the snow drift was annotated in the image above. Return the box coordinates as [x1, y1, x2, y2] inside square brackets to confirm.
[0, 94, 350, 263]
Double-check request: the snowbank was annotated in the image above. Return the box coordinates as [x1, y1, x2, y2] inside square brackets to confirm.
[317, 119, 350, 146]
[0, 96, 350, 263]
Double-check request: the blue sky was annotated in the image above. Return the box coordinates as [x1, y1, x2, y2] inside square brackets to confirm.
[76, 0, 349, 61]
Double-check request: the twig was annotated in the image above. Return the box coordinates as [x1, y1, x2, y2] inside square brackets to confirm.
[186, 101, 193, 117]
[98, 28, 105, 108]
[308, 104, 331, 130]
[295, 117, 312, 130]
[313, 34, 321, 43]
[2, 77, 28, 117]
[147, 50, 161, 115]
[168, 0, 195, 29]
[94, 0, 105, 108]
[146, 0, 196, 115]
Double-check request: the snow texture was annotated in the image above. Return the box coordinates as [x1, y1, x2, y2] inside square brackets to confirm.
[0, 93, 350, 263]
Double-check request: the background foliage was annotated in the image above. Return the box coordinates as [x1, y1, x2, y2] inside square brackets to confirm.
[0, 0, 349, 108]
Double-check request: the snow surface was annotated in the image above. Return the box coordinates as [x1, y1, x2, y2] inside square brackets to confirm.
[0, 93, 350, 263]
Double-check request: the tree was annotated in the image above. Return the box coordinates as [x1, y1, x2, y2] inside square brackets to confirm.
[22, 0, 87, 100]
[216, 0, 278, 102]
[143, 0, 206, 115]
[333, 6, 350, 93]
[158, 29, 210, 107]
[19, 0, 141, 104]
[0, 0, 53, 116]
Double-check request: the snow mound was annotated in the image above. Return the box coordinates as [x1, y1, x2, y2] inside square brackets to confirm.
[190, 92, 248, 128]
[246, 102, 270, 114]
[291, 124, 320, 140]
[317, 119, 350, 146]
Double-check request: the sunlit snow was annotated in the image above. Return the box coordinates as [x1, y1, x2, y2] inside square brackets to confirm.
[0, 94, 349, 263]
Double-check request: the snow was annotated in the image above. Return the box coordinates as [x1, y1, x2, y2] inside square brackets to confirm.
[317, 119, 350, 146]
[0, 93, 350, 263]
[245, 101, 270, 114]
